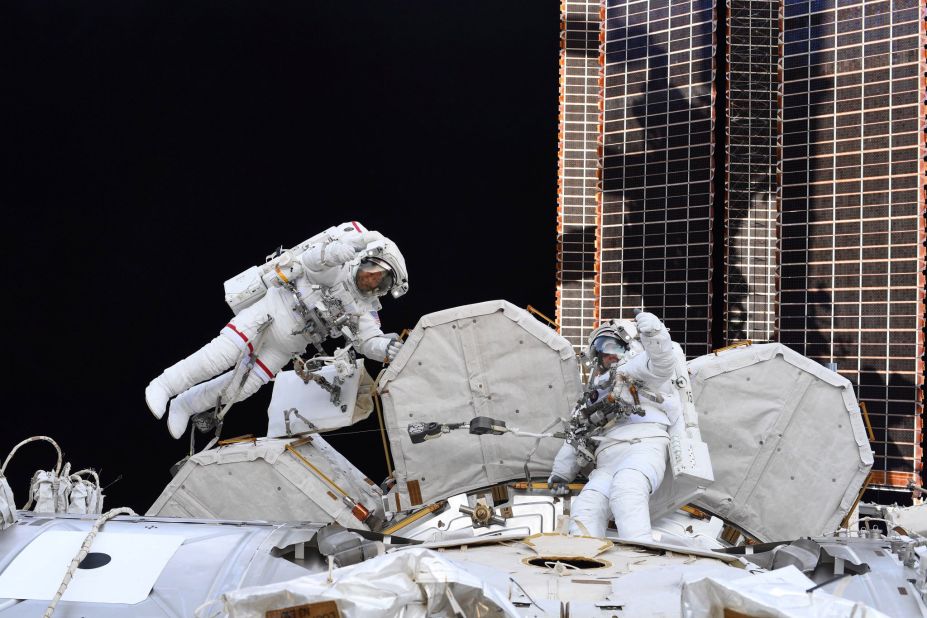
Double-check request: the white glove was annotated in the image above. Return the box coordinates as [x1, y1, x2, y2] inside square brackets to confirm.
[322, 241, 357, 266]
[386, 339, 403, 361]
[548, 474, 571, 496]
[635, 311, 664, 336]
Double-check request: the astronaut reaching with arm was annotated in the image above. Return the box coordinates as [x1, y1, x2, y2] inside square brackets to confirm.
[549, 311, 679, 541]
[144, 221, 408, 439]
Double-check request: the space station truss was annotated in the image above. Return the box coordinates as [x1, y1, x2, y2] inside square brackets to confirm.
[553, 0, 926, 492]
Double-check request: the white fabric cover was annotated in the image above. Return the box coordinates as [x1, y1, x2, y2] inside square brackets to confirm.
[266, 361, 370, 437]
[379, 300, 583, 509]
[689, 343, 873, 542]
[66, 481, 90, 514]
[66, 479, 104, 515]
[29, 470, 71, 513]
[207, 547, 519, 618]
[682, 565, 889, 618]
[146, 437, 383, 527]
[0, 475, 15, 530]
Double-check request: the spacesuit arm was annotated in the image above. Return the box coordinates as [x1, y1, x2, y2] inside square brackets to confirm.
[299, 220, 388, 273]
[324, 221, 384, 251]
[353, 311, 396, 362]
[633, 313, 676, 382]
[299, 241, 357, 273]
[340, 229, 384, 250]
[550, 442, 582, 483]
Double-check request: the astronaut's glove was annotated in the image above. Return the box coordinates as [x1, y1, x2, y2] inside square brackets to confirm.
[386, 339, 404, 362]
[548, 475, 571, 496]
[322, 241, 357, 266]
[635, 311, 664, 336]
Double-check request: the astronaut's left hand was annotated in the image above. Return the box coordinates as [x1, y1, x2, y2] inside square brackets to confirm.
[635, 311, 664, 336]
[386, 339, 403, 362]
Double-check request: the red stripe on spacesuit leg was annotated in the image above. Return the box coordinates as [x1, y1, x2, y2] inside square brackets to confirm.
[225, 323, 254, 353]
[351, 221, 362, 233]
[255, 359, 274, 380]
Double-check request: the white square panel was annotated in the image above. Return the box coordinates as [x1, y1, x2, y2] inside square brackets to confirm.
[0, 530, 184, 604]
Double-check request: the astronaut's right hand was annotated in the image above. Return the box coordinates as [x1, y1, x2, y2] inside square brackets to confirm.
[322, 240, 357, 266]
[635, 311, 664, 336]
[548, 475, 571, 496]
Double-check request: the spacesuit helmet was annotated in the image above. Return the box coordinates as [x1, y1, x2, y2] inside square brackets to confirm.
[586, 319, 640, 369]
[591, 334, 627, 368]
[590, 334, 628, 369]
[353, 239, 409, 299]
[354, 257, 394, 296]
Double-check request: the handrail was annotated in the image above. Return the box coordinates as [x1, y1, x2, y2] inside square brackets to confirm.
[526, 305, 559, 330]
[69, 468, 101, 489]
[1, 436, 63, 476]
[374, 368, 396, 478]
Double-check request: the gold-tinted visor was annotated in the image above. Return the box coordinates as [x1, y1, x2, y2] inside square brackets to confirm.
[355, 258, 394, 296]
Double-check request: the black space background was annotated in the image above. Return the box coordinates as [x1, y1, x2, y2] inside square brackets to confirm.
[2, 2, 560, 512]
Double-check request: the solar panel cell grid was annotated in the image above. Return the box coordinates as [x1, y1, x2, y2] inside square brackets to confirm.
[777, 0, 925, 489]
[556, 0, 602, 354]
[555, 0, 924, 492]
[599, 0, 716, 356]
[725, 0, 779, 343]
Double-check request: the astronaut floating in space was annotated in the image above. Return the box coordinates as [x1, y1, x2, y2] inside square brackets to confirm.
[145, 221, 408, 439]
[549, 312, 679, 541]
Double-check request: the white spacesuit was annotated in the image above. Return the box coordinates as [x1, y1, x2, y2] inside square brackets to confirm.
[145, 221, 408, 439]
[549, 312, 678, 540]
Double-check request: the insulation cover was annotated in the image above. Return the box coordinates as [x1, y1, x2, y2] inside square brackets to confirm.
[379, 301, 583, 510]
[146, 436, 382, 528]
[689, 343, 873, 541]
[0, 476, 14, 531]
[211, 547, 520, 618]
[267, 361, 372, 438]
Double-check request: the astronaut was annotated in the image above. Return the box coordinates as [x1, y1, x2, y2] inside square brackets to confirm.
[549, 312, 678, 541]
[145, 221, 408, 439]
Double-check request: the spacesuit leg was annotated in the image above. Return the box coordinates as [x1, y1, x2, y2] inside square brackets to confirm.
[568, 467, 614, 537]
[145, 335, 241, 419]
[606, 440, 668, 541]
[609, 469, 655, 541]
[166, 346, 289, 439]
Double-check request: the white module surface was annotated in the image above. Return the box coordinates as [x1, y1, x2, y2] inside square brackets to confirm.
[0, 531, 183, 604]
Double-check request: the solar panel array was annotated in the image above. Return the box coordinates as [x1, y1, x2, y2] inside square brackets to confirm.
[556, 0, 602, 353]
[725, 0, 778, 342]
[598, 0, 717, 356]
[779, 0, 926, 488]
[553, 0, 925, 492]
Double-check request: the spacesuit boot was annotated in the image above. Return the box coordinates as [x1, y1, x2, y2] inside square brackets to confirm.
[166, 405, 187, 440]
[166, 403, 192, 441]
[165, 370, 253, 440]
[145, 335, 242, 419]
[144, 380, 172, 420]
